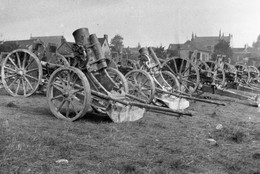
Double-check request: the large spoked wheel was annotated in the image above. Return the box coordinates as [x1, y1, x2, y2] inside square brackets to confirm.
[105, 67, 129, 94]
[161, 71, 181, 91]
[125, 70, 155, 103]
[161, 57, 200, 95]
[47, 66, 91, 121]
[1, 49, 42, 97]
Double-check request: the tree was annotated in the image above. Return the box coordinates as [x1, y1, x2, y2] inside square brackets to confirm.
[252, 34, 260, 49]
[153, 45, 166, 59]
[212, 39, 233, 61]
[110, 35, 124, 54]
[0, 42, 19, 53]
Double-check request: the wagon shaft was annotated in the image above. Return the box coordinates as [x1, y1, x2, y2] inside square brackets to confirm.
[91, 90, 192, 117]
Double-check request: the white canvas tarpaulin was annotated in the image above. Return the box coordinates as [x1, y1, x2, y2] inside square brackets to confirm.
[106, 92, 145, 123]
[159, 94, 190, 110]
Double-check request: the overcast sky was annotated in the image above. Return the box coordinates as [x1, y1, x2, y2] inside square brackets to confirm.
[1, 0, 260, 48]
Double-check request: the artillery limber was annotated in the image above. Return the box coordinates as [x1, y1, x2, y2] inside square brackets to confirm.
[45, 28, 192, 122]
[1, 41, 69, 97]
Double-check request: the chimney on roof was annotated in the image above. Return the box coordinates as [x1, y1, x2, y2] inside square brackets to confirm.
[61, 36, 66, 44]
[104, 34, 108, 42]
[219, 30, 221, 38]
[191, 32, 194, 40]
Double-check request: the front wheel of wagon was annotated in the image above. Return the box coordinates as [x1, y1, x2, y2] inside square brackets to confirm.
[47, 66, 91, 121]
[125, 70, 155, 104]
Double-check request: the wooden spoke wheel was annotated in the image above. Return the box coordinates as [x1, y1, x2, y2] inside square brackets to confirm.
[205, 61, 226, 88]
[161, 71, 181, 91]
[125, 70, 155, 103]
[234, 64, 250, 84]
[105, 67, 129, 94]
[161, 57, 200, 95]
[1, 49, 42, 97]
[47, 66, 91, 121]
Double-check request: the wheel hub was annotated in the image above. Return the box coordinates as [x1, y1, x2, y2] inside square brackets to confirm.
[17, 69, 24, 76]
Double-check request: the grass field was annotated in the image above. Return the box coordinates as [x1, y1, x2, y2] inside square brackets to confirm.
[0, 90, 259, 174]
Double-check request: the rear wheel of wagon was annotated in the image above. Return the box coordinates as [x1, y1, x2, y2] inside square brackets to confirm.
[161, 57, 200, 95]
[125, 70, 155, 103]
[47, 66, 91, 121]
[1, 49, 42, 97]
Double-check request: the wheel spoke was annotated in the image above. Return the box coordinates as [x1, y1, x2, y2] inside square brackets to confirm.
[25, 57, 35, 69]
[182, 66, 191, 75]
[179, 59, 184, 74]
[141, 78, 149, 86]
[25, 74, 39, 81]
[173, 59, 178, 74]
[52, 83, 64, 92]
[21, 78, 27, 96]
[73, 88, 84, 95]
[26, 68, 39, 74]
[165, 64, 176, 75]
[182, 73, 197, 78]
[8, 77, 18, 88]
[57, 100, 66, 112]
[139, 91, 150, 100]
[15, 79, 21, 95]
[4, 74, 16, 79]
[58, 74, 67, 88]
[71, 73, 79, 88]
[22, 53, 28, 68]
[51, 94, 63, 101]
[7, 57, 18, 69]
[16, 52, 22, 68]
[24, 76, 34, 90]
[4, 66, 16, 73]
[66, 100, 70, 117]
[182, 78, 195, 85]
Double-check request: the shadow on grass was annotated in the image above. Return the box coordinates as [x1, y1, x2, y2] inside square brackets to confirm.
[80, 111, 113, 123]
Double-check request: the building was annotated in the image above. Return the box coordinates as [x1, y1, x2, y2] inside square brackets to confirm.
[168, 40, 211, 61]
[168, 31, 233, 61]
[0, 39, 44, 51]
[30, 36, 66, 48]
[191, 31, 233, 51]
[231, 45, 251, 64]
